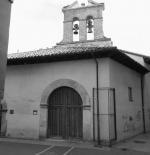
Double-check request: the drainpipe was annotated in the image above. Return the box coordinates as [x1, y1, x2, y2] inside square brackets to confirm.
[141, 74, 146, 133]
[91, 53, 100, 145]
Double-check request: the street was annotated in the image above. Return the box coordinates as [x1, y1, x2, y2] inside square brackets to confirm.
[0, 141, 149, 155]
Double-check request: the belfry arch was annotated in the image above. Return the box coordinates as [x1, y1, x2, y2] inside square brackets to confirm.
[39, 79, 92, 140]
[73, 17, 79, 41]
[86, 15, 94, 40]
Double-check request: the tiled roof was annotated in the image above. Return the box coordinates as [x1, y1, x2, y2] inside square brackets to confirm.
[7, 46, 149, 74]
[8, 46, 114, 60]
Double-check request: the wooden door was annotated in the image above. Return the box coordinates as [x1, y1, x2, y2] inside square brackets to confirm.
[47, 87, 83, 139]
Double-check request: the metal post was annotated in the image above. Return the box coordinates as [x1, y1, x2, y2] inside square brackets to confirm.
[91, 52, 101, 145]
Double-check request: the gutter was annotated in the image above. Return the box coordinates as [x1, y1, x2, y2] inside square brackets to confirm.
[91, 53, 101, 145]
[95, 58, 101, 145]
[141, 74, 146, 133]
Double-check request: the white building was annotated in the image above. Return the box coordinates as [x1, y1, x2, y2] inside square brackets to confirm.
[3, 1, 150, 145]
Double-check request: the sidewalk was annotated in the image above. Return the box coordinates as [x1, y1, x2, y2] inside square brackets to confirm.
[113, 132, 150, 153]
[1, 133, 150, 154]
[0, 135, 150, 155]
[0, 137, 109, 150]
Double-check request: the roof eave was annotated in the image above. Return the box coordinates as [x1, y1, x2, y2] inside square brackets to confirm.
[7, 47, 149, 74]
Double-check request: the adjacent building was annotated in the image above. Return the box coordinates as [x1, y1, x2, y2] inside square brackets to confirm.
[0, 0, 13, 136]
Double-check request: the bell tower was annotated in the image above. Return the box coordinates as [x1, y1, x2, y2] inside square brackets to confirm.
[58, 0, 112, 47]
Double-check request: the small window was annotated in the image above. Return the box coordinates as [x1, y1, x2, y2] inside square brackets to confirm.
[128, 87, 133, 101]
[10, 109, 14, 114]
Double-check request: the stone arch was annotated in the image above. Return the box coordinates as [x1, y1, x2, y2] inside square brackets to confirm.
[73, 17, 79, 21]
[86, 15, 94, 20]
[41, 79, 90, 107]
[39, 79, 91, 140]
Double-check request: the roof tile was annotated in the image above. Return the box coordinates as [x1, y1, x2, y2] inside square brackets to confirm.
[8, 46, 110, 60]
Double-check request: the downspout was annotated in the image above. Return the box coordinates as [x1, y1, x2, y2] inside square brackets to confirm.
[141, 74, 146, 133]
[91, 53, 100, 145]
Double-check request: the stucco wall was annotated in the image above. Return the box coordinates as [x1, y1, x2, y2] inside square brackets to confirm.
[5, 57, 144, 141]
[125, 53, 150, 133]
[4, 58, 110, 140]
[109, 59, 143, 141]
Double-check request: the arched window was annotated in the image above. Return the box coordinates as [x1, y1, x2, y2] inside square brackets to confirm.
[86, 16, 94, 40]
[73, 17, 79, 42]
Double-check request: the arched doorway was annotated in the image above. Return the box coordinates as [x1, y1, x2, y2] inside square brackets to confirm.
[47, 86, 83, 139]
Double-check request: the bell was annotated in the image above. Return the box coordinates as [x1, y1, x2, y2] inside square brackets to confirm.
[88, 28, 93, 33]
[73, 23, 79, 35]
[74, 30, 78, 34]
[87, 19, 93, 33]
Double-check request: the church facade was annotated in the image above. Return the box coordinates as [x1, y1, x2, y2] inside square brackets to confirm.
[3, 1, 150, 145]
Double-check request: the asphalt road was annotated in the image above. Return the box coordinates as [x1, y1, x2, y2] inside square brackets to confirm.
[0, 141, 149, 155]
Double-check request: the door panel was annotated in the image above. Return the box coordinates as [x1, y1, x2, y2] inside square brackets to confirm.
[48, 87, 83, 139]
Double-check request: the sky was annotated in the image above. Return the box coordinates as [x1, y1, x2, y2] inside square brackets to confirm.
[8, 0, 150, 56]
